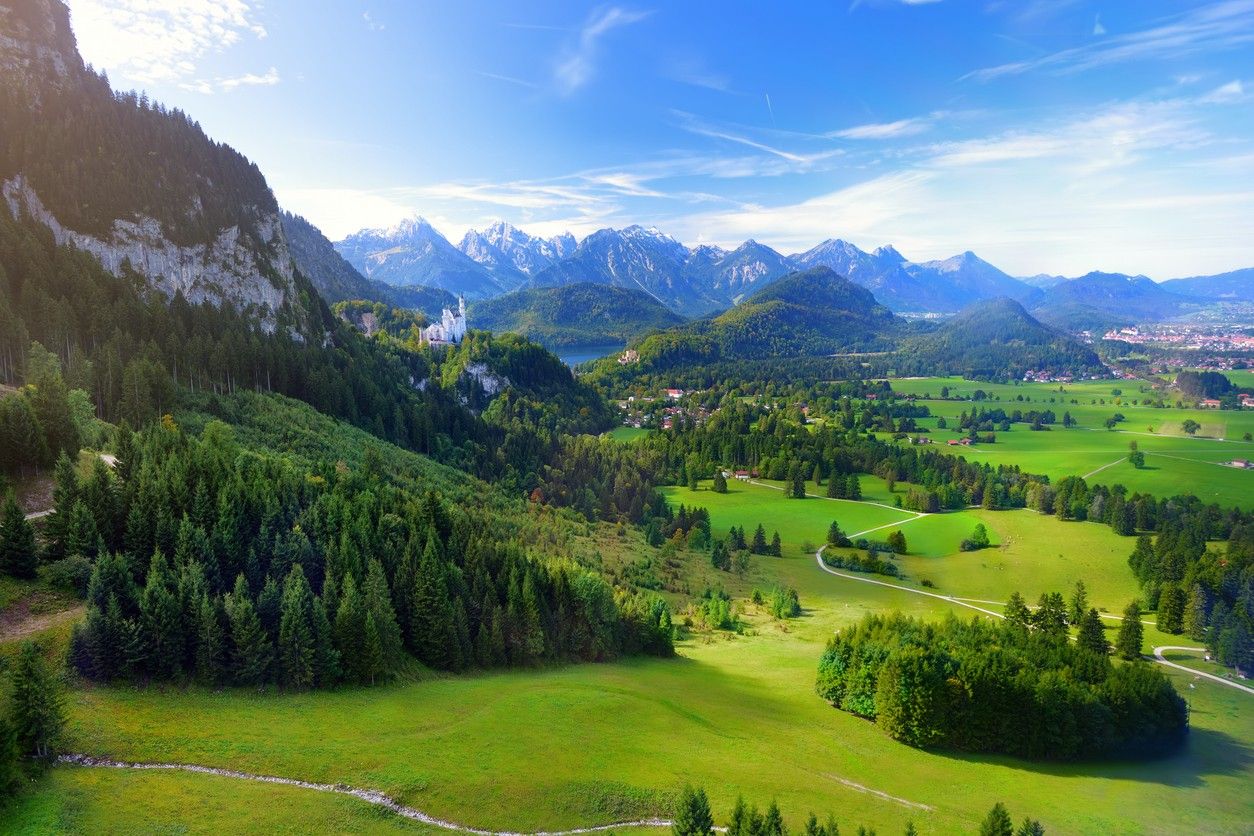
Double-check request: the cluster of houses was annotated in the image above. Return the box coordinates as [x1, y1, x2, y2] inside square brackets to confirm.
[615, 387, 710, 430]
[1198, 394, 1254, 409]
[1223, 459, 1251, 470]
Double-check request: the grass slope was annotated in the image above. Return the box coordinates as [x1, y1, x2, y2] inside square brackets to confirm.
[33, 476, 1252, 835]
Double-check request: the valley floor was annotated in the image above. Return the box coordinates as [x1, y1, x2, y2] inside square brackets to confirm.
[6, 478, 1252, 835]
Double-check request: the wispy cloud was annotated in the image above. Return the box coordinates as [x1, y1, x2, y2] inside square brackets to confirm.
[181, 66, 280, 95]
[67, 0, 269, 88]
[1200, 79, 1245, 103]
[674, 112, 842, 166]
[1093, 14, 1106, 37]
[478, 71, 539, 89]
[965, 0, 1254, 82]
[830, 115, 938, 140]
[553, 7, 650, 95]
[362, 11, 385, 32]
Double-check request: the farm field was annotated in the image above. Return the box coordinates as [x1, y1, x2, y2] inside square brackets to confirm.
[15, 476, 1249, 835]
[881, 377, 1254, 508]
[606, 426, 654, 443]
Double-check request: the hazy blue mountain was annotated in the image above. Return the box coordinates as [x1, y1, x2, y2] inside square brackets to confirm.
[1031, 271, 1190, 330]
[1161, 267, 1254, 300]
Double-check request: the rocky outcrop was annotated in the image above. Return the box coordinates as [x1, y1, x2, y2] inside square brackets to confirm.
[4, 175, 296, 332]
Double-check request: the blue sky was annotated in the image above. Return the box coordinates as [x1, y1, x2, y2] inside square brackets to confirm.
[66, 1, 1254, 278]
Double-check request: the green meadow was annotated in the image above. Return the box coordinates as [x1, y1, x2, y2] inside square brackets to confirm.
[881, 376, 1254, 508]
[11, 475, 1251, 835]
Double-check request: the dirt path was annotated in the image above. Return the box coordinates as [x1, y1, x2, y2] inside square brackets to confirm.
[57, 755, 684, 835]
[0, 597, 84, 643]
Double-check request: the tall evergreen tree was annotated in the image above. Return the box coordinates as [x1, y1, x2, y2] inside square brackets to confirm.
[139, 550, 184, 677]
[1116, 600, 1144, 660]
[44, 451, 80, 560]
[0, 494, 38, 579]
[1068, 580, 1089, 626]
[194, 593, 225, 684]
[9, 641, 66, 763]
[979, 802, 1014, 836]
[334, 574, 368, 682]
[363, 559, 403, 674]
[1077, 608, 1110, 655]
[1004, 591, 1031, 632]
[672, 786, 714, 836]
[227, 575, 272, 686]
[277, 565, 315, 688]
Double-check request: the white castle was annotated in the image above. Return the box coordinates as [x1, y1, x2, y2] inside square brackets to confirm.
[422, 295, 467, 344]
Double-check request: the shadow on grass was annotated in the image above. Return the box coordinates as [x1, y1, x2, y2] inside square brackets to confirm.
[939, 726, 1251, 788]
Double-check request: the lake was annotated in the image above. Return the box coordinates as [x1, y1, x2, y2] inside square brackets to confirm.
[554, 343, 625, 367]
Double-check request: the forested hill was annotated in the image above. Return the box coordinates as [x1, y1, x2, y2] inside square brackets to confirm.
[898, 298, 1106, 379]
[0, 0, 321, 334]
[468, 283, 684, 348]
[282, 212, 456, 317]
[590, 266, 900, 380]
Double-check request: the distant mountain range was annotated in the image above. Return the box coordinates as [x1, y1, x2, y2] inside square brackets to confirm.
[333, 218, 1253, 326]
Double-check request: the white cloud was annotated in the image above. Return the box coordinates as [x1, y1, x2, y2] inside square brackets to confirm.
[674, 112, 842, 166]
[1093, 14, 1106, 36]
[965, 0, 1254, 82]
[1200, 79, 1245, 103]
[362, 11, 384, 32]
[181, 66, 280, 95]
[278, 188, 420, 241]
[67, 0, 270, 88]
[553, 7, 650, 95]
[478, 71, 540, 89]
[830, 116, 936, 140]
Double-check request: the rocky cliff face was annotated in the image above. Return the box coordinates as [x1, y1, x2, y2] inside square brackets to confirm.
[4, 176, 296, 331]
[0, 0, 314, 336]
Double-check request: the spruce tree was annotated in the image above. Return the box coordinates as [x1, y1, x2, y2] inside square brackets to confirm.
[672, 785, 714, 836]
[278, 565, 315, 688]
[790, 464, 806, 498]
[362, 612, 385, 684]
[770, 531, 782, 557]
[0, 494, 38, 579]
[826, 473, 842, 498]
[363, 559, 403, 672]
[311, 597, 340, 686]
[334, 574, 368, 682]
[827, 521, 849, 547]
[1116, 600, 1144, 660]
[1077, 608, 1110, 655]
[194, 593, 225, 685]
[410, 536, 454, 669]
[979, 802, 1014, 836]
[139, 550, 183, 677]
[1004, 592, 1031, 632]
[1069, 580, 1089, 626]
[712, 470, 727, 494]
[1183, 584, 1208, 641]
[227, 575, 272, 686]
[9, 640, 66, 762]
[1015, 819, 1045, 836]
[1158, 584, 1186, 634]
[763, 800, 785, 836]
[846, 474, 862, 500]
[44, 451, 80, 560]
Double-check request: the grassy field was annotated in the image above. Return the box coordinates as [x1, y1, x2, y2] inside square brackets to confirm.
[606, 426, 654, 443]
[880, 377, 1254, 509]
[9, 474, 1249, 835]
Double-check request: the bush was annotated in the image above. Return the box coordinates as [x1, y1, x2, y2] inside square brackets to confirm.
[43, 554, 93, 596]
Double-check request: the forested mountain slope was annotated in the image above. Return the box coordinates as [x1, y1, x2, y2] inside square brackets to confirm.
[468, 283, 683, 348]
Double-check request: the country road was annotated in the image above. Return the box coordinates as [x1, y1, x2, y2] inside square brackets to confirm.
[813, 538, 1253, 697]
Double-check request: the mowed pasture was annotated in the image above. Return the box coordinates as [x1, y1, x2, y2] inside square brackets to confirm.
[881, 377, 1254, 508]
[19, 477, 1252, 835]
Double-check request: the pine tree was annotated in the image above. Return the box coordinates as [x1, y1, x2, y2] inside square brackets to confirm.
[728, 798, 748, 836]
[827, 521, 849, 547]
[1116, 600, 1144, 660]
[751, 524, 768, 555]
[886, 530, 907, 555]
[763, 800, 785, 836]
[827, 473, 842, 499]
[1183, 584, 1208, 641]
[1069, 580, 1089, 626]
[1077, 608, 1110, 655]
[227, 575, 272, 686]
[1158, 584, 1186, 634]
[334, 574, 368, 682]
[1004, 593, 1030, 632]
[0, 494, 38, 579]
[846, 474, 862, 500]
[9, 640, 66, 762]
[362, 611, 385, 684]
[65, 500, 98, 558]
[672, 785, 714, 836]
[1015, 818, 1045, 836]
[712, 470, 727, 494]
[278, 565, 315, 689]
[410, 536, 455, 669]
[790, 463, 806, 498]
[362, 559, 403, 673]
[139, 550, 184, 677]
[194, 593, 225, 684]
[311, 597, 340, 686]
[770, 531, 782, 557]
[44, 451, 80, 560]
[979, 802, 1014, 836]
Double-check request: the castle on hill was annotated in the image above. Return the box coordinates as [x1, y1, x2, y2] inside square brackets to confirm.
[422, 296, 467, 344]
